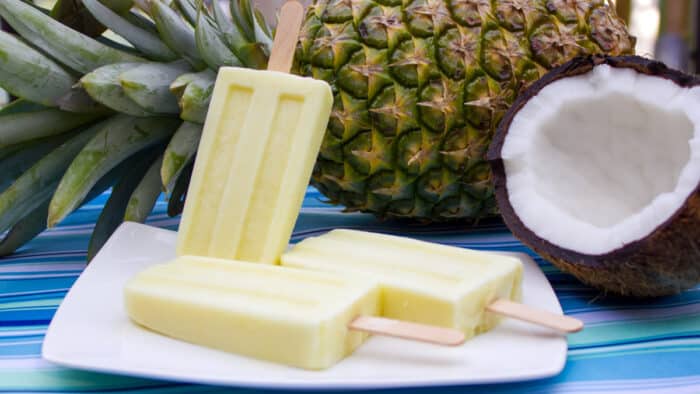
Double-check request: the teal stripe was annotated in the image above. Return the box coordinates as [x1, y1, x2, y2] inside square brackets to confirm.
[0, 368, 171, 391]
[569, 315, 700, 348]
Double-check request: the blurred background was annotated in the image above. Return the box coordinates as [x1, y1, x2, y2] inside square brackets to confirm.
[0, 0, 696, 105]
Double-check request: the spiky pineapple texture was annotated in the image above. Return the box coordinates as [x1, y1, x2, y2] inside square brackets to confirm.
[296, 0, 635, 221]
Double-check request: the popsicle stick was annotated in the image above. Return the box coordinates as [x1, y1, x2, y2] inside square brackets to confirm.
[486, 299, 584, 333]
[267, 0, 305, 73]
[349, 316, 466, 346]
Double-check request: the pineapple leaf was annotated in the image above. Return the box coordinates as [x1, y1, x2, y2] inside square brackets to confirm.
[47, 115, 181, 227]
[87, 147, 161, 261]
[0, 125, 101, 234]
[211, 1, 265, 68]
[51, 0, 133, 37]
[0, 137, 48, 164]
[149, 0, 206, 70]
[0, 200, 49, 257]
[81, 63, 155, 117]
[0, 100, 47, 116]
[56, 87, 109, 113]
[211, 0, 241, 47]
[172, 0, 198, 26]
[0, 31, 76, 107]
[0, 156, 125, 257]
[124, 154, 165, 223]
[254, 9, 273, 40]
[195, 10, 243, 69]
[0, 108, 101, 149]
[0, 132, 78, 194]
[176, 70, 214, 123]
[252, 9, 273, 54]
[170, 72, 198, 101]
[161, 121, 201, 192]
[94, 35, 144, 56]
[230, 0, 255, 42]
[122, 10, 160, 35]
[120, 60, 192, 114]
[0, 0, 144, 74]
[167, 161, 193, 217]
[83, 0, 179, 62]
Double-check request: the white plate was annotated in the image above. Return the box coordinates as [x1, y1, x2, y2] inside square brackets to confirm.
[43, 222, 567, 390]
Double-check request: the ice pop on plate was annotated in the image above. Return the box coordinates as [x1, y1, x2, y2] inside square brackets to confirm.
[124, 256, 380, 370]
[282, 229, 583, 337]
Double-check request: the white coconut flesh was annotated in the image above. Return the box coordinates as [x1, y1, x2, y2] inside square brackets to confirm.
[500, 64, 700, 255]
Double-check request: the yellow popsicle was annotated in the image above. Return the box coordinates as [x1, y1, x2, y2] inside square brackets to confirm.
[175, 67, 332, 263]
[124, 256, 379, 370]
[281, 229, 523, 339]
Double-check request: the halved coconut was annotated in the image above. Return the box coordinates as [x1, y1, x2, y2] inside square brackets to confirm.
[488, 55, 700, 297]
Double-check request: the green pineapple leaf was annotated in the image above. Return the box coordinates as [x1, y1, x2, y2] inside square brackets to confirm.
[172, 0, 198, 26]
[0, 0, 144, 74]
[51, 0, 133, 37]
[0, 132, 78, 194]
[0, 30, 76, 107]
[0, 200, 50, 257]
[167, 160, 193, 217]
[83, 0, 178, 62]
[0, 100, 47, 116]
[161, 121, 201, 192]
[47, 115, 180, 227]
[175, 70, 214, 123]
[0, 108, 101, 149]
[124, 154, 165, 223]
[0, 125, 101, 235]
[81, 62, 155, 117]
[149, 0, 206, 69]
[119, 60, 193, 114]
[87, 147, 161, 261]
[195, 9, 243, 69]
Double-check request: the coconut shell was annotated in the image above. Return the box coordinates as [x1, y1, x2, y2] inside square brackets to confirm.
[487, 55, 700, 297]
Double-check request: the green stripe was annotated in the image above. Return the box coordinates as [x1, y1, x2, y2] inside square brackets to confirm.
[0, 298, 62, 309]
[0, 369, 164, 391]
[570, 343, 700, 360]
[569, 315, 700, 347]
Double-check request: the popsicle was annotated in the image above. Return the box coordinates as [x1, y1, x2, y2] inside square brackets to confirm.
[125, 256, 376, 370]
[125, 256, 464, 370]
[281, 229, 583, 337]
[175, 0, 332, 264]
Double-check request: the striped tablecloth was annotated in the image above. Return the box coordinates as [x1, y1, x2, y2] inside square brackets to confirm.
[1, 188, 699, 394]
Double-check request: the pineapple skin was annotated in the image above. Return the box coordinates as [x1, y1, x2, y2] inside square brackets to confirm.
[296, 0, 635, 221]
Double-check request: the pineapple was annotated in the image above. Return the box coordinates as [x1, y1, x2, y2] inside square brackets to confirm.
[297, 0, 635, 220]
[0, 0, 634, 258]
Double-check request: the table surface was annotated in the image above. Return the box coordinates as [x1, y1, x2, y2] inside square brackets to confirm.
[1, 187, 698, 394]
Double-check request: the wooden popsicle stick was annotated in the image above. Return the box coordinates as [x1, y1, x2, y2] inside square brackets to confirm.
[486, 299, 584, 333]
[267, 0, 305, 73]
[349, 316, 466, 346]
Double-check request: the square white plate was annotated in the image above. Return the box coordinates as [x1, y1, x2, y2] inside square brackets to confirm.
[43, 222, 567, 390]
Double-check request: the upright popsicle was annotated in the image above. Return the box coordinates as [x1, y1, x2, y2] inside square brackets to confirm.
[176, 0, 332, 263]
[281, 229, 583, 337]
